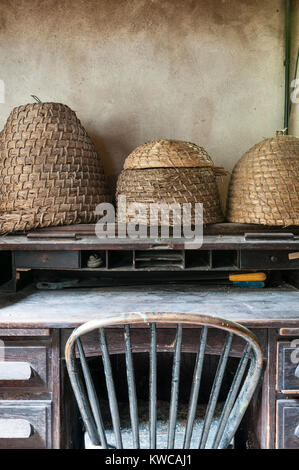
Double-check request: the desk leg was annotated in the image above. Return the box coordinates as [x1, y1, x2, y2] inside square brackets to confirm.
[248, 329, 276, 449]
[51, 329, 61, 449]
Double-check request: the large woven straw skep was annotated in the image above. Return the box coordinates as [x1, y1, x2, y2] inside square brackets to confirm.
[116, 139, 225, 225]
[227, 132, 299, 226]
[0, 102, 110, 234]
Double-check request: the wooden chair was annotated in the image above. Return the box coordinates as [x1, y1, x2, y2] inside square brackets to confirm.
[65, 312, 263, 449]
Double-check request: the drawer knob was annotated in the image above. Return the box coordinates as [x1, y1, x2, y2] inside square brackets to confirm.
[0, 362, 32, 380]
[270, 255, 278, 263]
[295, 364, 299, 379]
[0, 419, 33, 439]
[295, 425, 299, 439]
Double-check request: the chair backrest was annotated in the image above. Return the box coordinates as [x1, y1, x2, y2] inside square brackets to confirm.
[65, 312, 263, 449]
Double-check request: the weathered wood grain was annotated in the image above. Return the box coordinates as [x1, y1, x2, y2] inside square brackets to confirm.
[0, 340, 51, 398]
[276, 400, 299, 449]
[277, 341, 299, 393]
[0, 402, 51, 449]
[1, 234, 299, 251]
[20, 223, 299, 237]
[0, 285, 298, 328]
[279, 328, 299, 336]
[0, 329, 50, 336]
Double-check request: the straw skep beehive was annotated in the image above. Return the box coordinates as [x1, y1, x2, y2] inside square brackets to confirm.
[124, 139, 218, 170]
[116, 139, 225, 226]
[0, 102, 110, 234]
[227, 132, 299, 226]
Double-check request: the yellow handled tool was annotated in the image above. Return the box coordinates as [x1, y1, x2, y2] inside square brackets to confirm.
[229, 273, 266, 282]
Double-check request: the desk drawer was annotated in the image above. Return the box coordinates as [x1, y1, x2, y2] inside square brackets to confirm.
[0, 343, 50, 392]
[0, 402, 51, 449]
[240, 250, 299, 269]
[15, 250, 79, 269]
[277, 341, 299, 393]
[277, 400, 299, 449]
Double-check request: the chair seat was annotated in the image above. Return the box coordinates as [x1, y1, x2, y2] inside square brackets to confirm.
[84, 400, 224, 449]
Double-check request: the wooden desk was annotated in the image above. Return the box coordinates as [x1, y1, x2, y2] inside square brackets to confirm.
[0, 224, 298, 448]
[0, 285, 298, 449]
[0, 223, 298, 293]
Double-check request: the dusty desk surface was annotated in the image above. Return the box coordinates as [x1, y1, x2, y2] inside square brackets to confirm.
[0, 284, 298, 328]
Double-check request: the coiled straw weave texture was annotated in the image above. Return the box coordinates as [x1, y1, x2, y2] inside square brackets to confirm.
[117, 139, 225, 226]
[124, 139, 226, 175]
[0, 102, 110, 234]
[227, 133, 299, 226]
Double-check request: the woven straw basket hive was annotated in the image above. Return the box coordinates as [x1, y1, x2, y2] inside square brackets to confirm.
[0, 102, 110, 234]
[227, 133, 299, 226]
[116, 139, 225, 225]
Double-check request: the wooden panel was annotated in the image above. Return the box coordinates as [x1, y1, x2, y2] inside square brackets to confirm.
[248, 329, 277, 449]
[0, 402, 51, 449]
[24, 223, 299, 237]
[0, 329, 50, 337]
[277, 341, 299, 393]
[0, 343, 50, 393]
[2, 232, 299, 251]
[279, 328, 299, 337]
[276, 400, 299, 449]
[50, 329, 61, 449]
[14, 250, 80, 269]
[241, 250, 299, 270]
